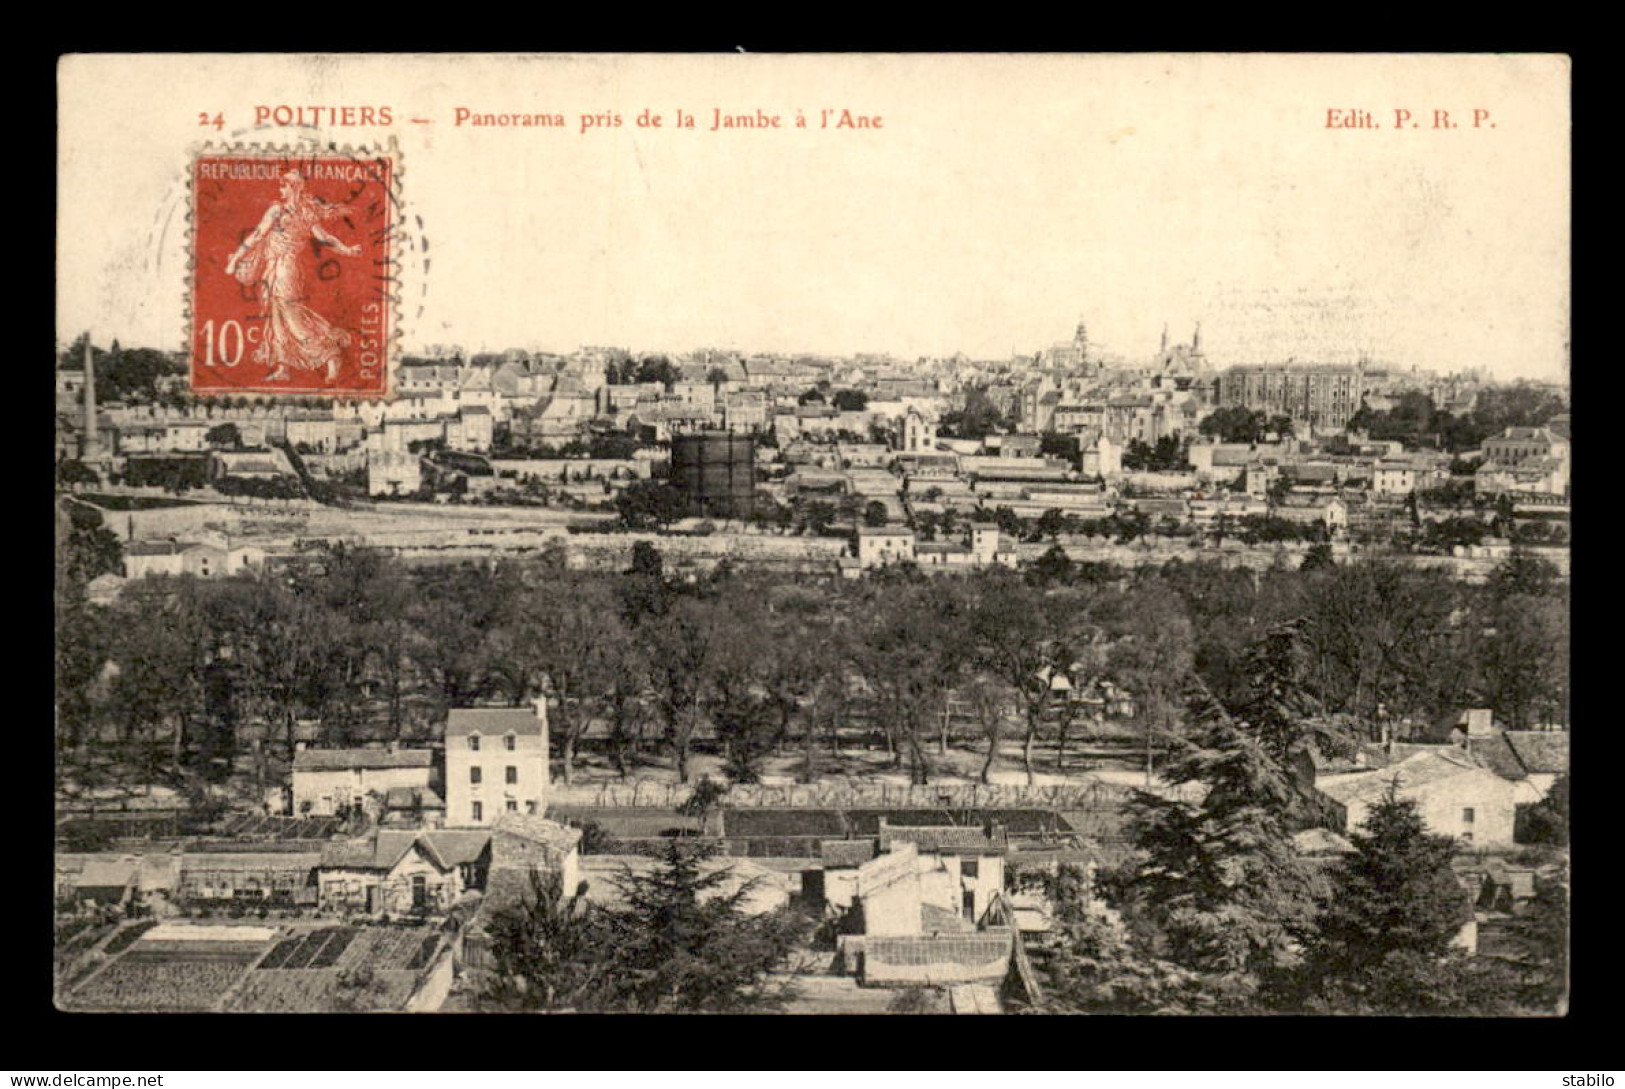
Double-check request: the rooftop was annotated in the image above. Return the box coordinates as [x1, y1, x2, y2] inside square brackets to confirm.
[446, 707, 544, 736]
[1316, 748, 1489, 806]
[292, 748, 434, 772]
[878, 823, 1008, 856]
[1501, 730, 1569, 776]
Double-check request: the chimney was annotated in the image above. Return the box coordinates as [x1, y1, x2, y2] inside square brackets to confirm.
[81, 334, 102, 460]
[1464, 708, 1496, 738]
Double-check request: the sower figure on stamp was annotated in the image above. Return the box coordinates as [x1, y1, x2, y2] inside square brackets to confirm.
[225, 170, 361, 383]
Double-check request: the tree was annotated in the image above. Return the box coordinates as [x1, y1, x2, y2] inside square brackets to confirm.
[1231, 619, 1353, 774]
[1300, 542, 1335, 571]
[1503, 872, 1568, 1013]
[506, 576, 638, 785]
[55, 459, 99, 487]
[831, 389, 868, 412]
[615, 480, 685, 530]
[1476, 592, 1567, 729]
[1297, 561, 1470, 725]
[205, 423, 243, 449]
[799, 499, 838, 536]
[846, 580, 961, 784]
[1288, 785, 1473, 1011]
[1519, 774, 1569, 846]
[1037, 873, 1235, 1014]
[940, 387, 1006, 439]
[706, 591, 778, 785]
[961, 674, 1018, 784]
[58, 507, 123, 586]
[1486, 550, 1561, 602]
[862, 500, 889, 528]
[1109, 684, 1322, 990]
[969, 571, 1092, 785]
[1105, 581, 1195, 785]
[676, 775, 729, 828]
[640, 595, 729, 783]
[1200, 406, 1269, 444]
[479, 867, 602, 1011]
[591, 840, 811, 1011]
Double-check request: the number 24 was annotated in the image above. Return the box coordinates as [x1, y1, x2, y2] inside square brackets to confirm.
[198, 112, 224, 131]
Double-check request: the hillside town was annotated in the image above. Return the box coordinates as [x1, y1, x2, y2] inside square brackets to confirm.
[53, 320, 1570, 1015]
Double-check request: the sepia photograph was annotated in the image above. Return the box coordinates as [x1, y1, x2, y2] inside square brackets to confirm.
[53, 52, 1570, 1016]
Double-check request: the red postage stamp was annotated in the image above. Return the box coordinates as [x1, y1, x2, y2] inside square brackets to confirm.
[190, 147, 396, 398]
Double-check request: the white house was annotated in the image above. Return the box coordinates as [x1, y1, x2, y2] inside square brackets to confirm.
[445, 704, 549, 828]
[291, 747, 436, 818]
[856, 526, 916, 569]
[1315, 748, 1519, 849]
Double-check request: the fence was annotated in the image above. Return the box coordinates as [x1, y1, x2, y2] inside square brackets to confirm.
[571, 779, 1138, 810]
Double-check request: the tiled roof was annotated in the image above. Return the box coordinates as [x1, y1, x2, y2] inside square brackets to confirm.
[446, 708, 544, 737]
[125, 541, 188, 556]
[820, 839, 878, 869]
[878, 824, 1008, 855]
[491, 813, 583, 855]
[723, 808, 847, 838]
[856, 846, 918, 898]
[319, 831, 435, 872]
[1316, 749, 1488, 805]
[292, 748, 434, 771]
[1463, 735, 1527, 781]
[1503, 731, 1569, 775]
[422, 830, 491, 867]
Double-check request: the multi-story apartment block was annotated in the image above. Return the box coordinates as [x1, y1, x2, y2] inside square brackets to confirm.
[445, 704, 550, 828]
[1218, 363, 1366, 431]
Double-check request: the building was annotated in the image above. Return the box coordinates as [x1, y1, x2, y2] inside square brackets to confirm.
[1482, 426, 1570, 479]
[1315, 748, 1519, 849]
[123, 540, 266, 580]
[856, 526, 916, 569]
[291, 747, 437, 818]
[901, 408, 937, 454]
[458, 814, 584, 977]
[670, 431, 757, 519]
[317, 829, 491, 915]
[445, 704, 550, 828]
[876, 819, 1009, 924]
[1218, 363, 1366, 431]
[176, 852, 319, 908]
[832, 838, 1016, 987]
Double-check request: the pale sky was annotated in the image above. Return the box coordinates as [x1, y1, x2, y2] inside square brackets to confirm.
[58, 54, 1570, 380]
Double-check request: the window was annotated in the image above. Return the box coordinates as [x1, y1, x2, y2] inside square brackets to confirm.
[506, 800, 518, 813]
[961, 858, 979, 879]
[471, 801, 483, 822]
[505, 734, 516, 751]
[506, 765, 518, 785]
[470, 766, 482, 784]
[526, 800, 537, 815]
[468, 735, 480, 751]
[1463, 808, 1475, 824]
